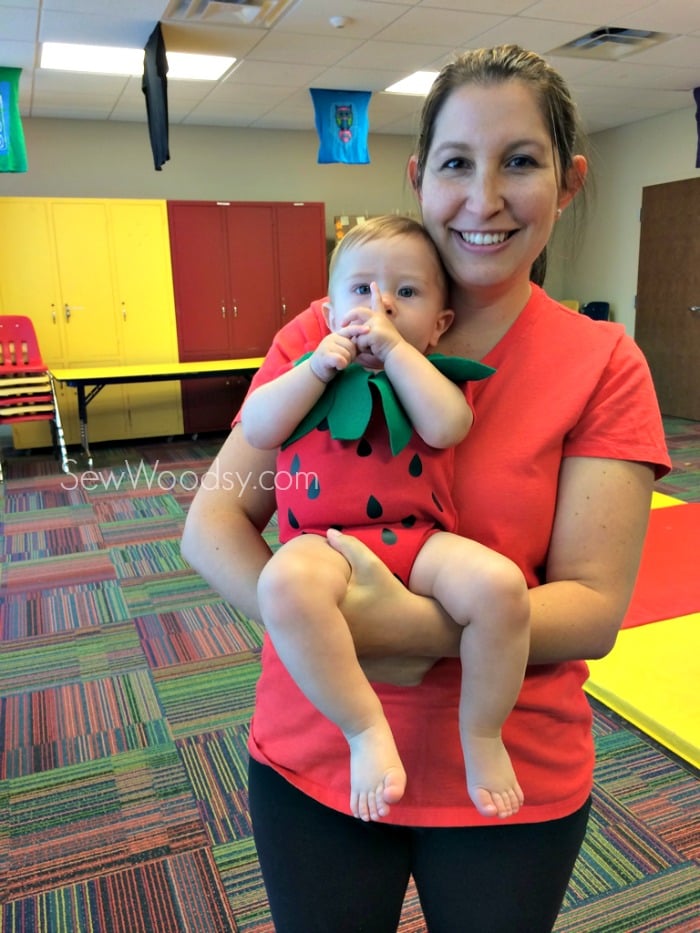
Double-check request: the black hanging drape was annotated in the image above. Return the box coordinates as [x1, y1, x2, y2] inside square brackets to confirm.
[142, 23, 170, 171]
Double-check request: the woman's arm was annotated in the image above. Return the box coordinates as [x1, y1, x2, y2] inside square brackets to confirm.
[184, 433, 655, 672]
[181, 426, 278, 619]
[528, 455, 654, 662]
[334, 456, 655, 667]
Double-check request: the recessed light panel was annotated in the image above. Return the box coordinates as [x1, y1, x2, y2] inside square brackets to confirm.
[41, 42, 234, 80]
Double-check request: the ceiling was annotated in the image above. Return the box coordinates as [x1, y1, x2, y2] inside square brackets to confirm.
[1, 0, 699, 136]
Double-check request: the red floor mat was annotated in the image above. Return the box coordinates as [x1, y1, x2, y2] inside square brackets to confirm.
[622, 503, 700, 629]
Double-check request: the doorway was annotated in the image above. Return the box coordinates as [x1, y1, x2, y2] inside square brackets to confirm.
[635, 177, 700, 420]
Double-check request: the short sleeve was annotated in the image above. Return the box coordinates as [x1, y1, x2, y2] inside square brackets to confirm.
[564, 333, 671, 479]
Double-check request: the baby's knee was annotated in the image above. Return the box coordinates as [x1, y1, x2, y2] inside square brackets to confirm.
[480, 559, 530, 624]
[258, 548, 310, 611]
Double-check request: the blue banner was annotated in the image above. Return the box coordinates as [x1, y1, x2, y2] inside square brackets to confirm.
[310, 88, 371, 165]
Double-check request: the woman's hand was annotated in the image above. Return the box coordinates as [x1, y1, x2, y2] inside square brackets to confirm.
[329, 528, 460, 685]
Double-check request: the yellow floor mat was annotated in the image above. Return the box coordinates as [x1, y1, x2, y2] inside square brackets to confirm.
[584, 492, 699, 770]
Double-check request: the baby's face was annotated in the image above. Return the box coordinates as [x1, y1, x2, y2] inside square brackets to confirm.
[327, 233, 449, 353]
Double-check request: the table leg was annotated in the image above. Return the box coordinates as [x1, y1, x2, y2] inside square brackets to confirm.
[76, 384, 94, 467]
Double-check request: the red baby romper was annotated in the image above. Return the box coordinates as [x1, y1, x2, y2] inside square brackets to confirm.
[275, 356, 493, 585]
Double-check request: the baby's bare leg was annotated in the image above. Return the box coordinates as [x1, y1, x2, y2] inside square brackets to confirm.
[258, 532, 406, 821]
[410, 532, 530, 819]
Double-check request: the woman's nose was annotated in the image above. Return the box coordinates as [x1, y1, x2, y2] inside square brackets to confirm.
[468, 170, 504, 217]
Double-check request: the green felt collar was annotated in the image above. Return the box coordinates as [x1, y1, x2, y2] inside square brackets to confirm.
[283, 353, 495, 456]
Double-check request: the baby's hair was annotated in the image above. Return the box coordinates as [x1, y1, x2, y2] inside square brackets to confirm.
[328, 214, 448, 296]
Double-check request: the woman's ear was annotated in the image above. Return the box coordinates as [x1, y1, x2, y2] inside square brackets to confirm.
[558, 154, 587, 212]
[407, 156, 422, 199]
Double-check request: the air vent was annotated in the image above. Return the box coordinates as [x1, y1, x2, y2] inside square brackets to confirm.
[162, 0, 299, 28]
[550, 26, 673, 61]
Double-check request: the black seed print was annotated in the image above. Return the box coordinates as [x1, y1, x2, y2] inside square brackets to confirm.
[401, 515, 417, 527]
[381, 528, 398, 546]
[289, 453, 301, 475]
[367, 495, 383, 519]
[408, 454, 423, 477]
[357, 437, 372, 457]
[308, 476, 321, 499]
[288, 509, 299, 529]
[431, 491, 444, 513]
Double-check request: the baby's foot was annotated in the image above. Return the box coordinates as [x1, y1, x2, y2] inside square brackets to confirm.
[463, 733, 524, 819]
[347, 721, 406, 821]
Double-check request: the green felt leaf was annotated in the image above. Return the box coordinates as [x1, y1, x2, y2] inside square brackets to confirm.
[327, 363, 374, 441]
[282, 354, 495, 454]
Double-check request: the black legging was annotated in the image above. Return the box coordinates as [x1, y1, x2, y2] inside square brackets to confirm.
[249, 758, 591, 933]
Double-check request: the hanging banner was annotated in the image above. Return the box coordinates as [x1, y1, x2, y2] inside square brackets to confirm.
[694, 87, 700, 169]
[0, 67, 28, 173]
[310, 88, 371, 165]
[142, 23, 170, 171]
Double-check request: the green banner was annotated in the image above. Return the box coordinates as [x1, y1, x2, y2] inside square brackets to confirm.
[0, 67, 28, 173]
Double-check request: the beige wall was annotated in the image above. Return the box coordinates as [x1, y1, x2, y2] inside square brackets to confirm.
[3, 108, 699, 335]
[0, 117, 417, 248]
[558, 106, 700, 334]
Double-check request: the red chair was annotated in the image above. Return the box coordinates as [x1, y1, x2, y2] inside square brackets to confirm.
[0, 315, 68, 480]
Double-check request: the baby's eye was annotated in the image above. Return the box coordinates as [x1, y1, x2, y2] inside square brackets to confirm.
[352, 283, 372, 296]
[398, 286, 416, 298]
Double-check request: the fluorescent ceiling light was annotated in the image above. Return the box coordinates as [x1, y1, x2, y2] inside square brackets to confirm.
[385, 71, 439, 96]
[40, 42, 234, 80]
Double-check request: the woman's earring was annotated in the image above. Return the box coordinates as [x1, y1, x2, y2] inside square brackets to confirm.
[556, 208, 562, 219]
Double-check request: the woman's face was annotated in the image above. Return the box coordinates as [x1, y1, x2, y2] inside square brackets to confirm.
[411, 80, 577, 302]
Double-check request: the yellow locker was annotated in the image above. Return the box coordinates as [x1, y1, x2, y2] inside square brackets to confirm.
[0, 197, 182, 449]
[107, 200, 183, 438]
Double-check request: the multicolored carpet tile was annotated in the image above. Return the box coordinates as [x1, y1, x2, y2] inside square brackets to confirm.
[0, 422, 698, 931]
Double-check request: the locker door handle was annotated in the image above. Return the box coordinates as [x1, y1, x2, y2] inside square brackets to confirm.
[221, 304, 226, 318]
[282, 302, 287, 317]
[64, 303, 84, 321]
[689, 306, 700, 313]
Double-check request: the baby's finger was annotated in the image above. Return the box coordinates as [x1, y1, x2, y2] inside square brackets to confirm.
[370, 281, 385, 314]
[337, 321, 370, 340]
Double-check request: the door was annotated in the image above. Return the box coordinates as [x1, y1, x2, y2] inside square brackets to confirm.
[276, 202, 328, 325]
[0, 198, 65, 363]
[635, 178, 700, 420]
[226, 203, 278, 357]
[109, 200, 183, 438]
[49, 200, 122, 364]
[168, 201, 231, 360]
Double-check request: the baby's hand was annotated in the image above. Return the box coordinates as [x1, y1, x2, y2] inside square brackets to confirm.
[309, 332, 358, 383]
[347, 283, 403, 366]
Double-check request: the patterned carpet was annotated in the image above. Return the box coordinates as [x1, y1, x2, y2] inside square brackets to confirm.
[0, 418, 698, 932]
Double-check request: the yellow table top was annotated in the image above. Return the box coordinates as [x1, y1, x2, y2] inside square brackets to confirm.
[51, 358, 265, 383]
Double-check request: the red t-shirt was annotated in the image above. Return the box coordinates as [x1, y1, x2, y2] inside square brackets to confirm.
[240, 285, 671, 827]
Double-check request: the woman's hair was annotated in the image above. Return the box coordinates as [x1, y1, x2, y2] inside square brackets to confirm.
[411, 44, 589, 285]
[328, 214, 448, 296]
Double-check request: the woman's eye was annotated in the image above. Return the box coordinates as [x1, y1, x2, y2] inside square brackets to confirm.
[507, 154, 537, 170]
[442, 156, 469, 171]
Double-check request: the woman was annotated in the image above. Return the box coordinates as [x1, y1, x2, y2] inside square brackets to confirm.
[182, 45, 670, 932]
